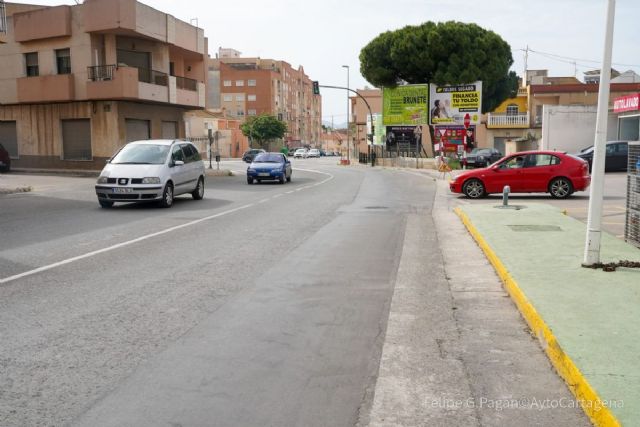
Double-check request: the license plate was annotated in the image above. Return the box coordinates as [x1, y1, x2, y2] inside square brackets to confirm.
[113, 187, 132, 193]
[258, 173, 270, 177]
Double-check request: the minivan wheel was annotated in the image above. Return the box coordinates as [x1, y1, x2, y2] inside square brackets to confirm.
[99, 200, 114, 208]
[549, 177, 573, 199]
[192, 176, 204, 200]
[159, 183, 174, 208]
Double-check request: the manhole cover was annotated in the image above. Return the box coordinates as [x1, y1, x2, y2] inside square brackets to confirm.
[508, 225, 563, 232]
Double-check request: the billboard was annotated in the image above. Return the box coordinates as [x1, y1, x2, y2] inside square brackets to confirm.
[433, 125, 475, 153]
[429, 82, 482, 126]
[382, 84, 429, 125]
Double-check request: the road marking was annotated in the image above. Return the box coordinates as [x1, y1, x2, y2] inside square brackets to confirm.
[1, 168, 334, 285]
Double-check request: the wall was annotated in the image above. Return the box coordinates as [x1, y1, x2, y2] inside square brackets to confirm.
[541, 105, 618, 153]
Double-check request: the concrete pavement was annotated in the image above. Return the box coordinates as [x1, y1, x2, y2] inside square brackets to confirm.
[366, 166, 637, 427]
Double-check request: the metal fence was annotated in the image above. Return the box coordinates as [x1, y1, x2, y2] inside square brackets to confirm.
[87, 65, 116, 81]
[176, 75, 197, 91]
[625, 141, 640, 249]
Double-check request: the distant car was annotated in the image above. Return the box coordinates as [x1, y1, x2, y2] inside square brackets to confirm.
[575, 141, 628, 172]
[242, 148, 266, 163]
[95, 139, 205, 208]
[293, 148, 307, 158]
[247, 152, 292, 184]
[463, 148, 502, 168]
[307, 148, 320, 158]
[450, 150, 591, 199]
[0, 143, 10, 173]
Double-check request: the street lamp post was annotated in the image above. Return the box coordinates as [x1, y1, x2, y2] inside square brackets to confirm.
[342, 65, 350, 163]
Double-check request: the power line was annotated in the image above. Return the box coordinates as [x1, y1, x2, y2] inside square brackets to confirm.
[517, 47, 640, 69]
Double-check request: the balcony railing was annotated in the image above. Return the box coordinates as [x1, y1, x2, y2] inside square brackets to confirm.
[487, 113, 530, 128]
[175, 75, 197, 91]
[0, 1, 7, 34]
[88, 65, 116, 81]
[87, 65, 168, 86]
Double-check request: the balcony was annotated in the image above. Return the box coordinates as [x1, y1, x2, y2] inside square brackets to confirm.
[87, 65, 202, 107]
[83, 0, 205, 55]
[13, 5, 71, 42]
[17, 74, 74, 103]
[487, 113, 530, 129]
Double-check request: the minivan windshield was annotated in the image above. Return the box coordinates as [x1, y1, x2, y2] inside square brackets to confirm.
[111, 144, 170, 165]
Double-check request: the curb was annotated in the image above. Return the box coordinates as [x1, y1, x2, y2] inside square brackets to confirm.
[454, 207, 621, 427]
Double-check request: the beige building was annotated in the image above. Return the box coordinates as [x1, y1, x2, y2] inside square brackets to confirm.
[0, 0, 207, 170]
[208, 50, 322, 149]
[184, 109, 249, 159]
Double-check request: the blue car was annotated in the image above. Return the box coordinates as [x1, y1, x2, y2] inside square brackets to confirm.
[247, 152, 292, 184]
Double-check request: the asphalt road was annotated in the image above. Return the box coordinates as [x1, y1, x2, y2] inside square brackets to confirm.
[0, 160, 591, 426]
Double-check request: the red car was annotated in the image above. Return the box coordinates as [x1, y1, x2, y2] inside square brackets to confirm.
[450, 150, 590, 199]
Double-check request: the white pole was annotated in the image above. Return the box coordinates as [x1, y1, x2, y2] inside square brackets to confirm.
[583, 0, 616, 266]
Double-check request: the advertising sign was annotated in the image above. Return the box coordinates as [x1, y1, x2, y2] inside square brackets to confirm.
[614, 93, 640, 113]
[385, 125, 423, 150]
[382, 85, 429, 125]
[433, 125, 475, 152]
[366, 113, 385, 146]
[429, 81, 483, 126]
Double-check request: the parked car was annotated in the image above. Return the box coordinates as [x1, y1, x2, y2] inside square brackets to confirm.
[293, 148, 308, 158]
[463, 148, 503, 168]
[242, 148, 266, 163]
[575, 140, 628, 172]
[450, 150, 590, 199]
[0, 143, 10, 173]
[95, 139, 205, 208]
[307, 148, 320, 158]
[247, 152, 292, 184]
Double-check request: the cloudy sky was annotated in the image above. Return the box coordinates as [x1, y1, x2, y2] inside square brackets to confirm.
[12, 0, 640, 125]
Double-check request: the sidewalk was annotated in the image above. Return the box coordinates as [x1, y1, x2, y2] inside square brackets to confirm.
[455, 201, 639, 426]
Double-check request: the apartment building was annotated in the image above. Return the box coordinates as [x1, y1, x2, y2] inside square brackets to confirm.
[0, 0, 207, 170]
[208, 51, 322, 147]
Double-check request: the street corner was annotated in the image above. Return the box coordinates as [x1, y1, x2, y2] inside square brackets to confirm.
[0, 185, 33, 195]
[204, 168, 234, 177]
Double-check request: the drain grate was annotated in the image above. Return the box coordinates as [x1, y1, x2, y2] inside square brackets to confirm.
[365, 206, 389, 210]
[508, 225, 563, 232]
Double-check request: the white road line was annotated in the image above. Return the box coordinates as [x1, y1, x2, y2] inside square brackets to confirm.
[0, 203, 252, 285]
[1, 168, 335, 285]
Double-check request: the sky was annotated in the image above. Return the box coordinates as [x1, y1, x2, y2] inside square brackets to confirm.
[12, 0, 640, 126]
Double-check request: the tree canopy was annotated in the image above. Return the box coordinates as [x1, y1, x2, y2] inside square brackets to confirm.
[240, 114, 287, 148]
[359, 21, 518, 112]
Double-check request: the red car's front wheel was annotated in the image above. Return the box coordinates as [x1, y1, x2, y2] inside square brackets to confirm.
[462, 179, 486, 199]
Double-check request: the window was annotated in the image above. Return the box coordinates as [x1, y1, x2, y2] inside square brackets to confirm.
[235, 94, 244, 102]
[223, 95, 232, 102]
[171, 144, 184, 162]
[223, 80, 232, 87]
[56, 49, 71, 74]
[180, 144, 195, 163]
[61, 119, 92, 160]
[25, 52, 39, 77]
[248, 94, 256, 101]
[248, 79, 257, 86]
[237, 110, 245, 116]
[235, 80, 244, 86]
[248, 109, 257, 116]
[506, 104, 519, 116]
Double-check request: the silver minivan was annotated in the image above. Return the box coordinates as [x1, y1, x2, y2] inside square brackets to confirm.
[95, 140, 205, 208]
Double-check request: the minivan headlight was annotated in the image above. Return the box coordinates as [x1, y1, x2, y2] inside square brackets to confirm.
[142, 177, 161, 184]
[97, 176, 108, 184]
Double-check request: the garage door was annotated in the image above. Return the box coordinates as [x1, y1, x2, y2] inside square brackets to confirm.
[0, 121, 18, 157]
[62, 119, 92, 160]
[162, 121, 177, 139]
[125, 119, 150, 142]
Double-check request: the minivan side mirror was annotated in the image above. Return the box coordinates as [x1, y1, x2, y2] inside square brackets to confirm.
[172, 160, 185, 167]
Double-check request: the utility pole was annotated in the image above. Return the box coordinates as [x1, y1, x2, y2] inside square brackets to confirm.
[583, 0, 616, 266]
[523, 45, 529, 87]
